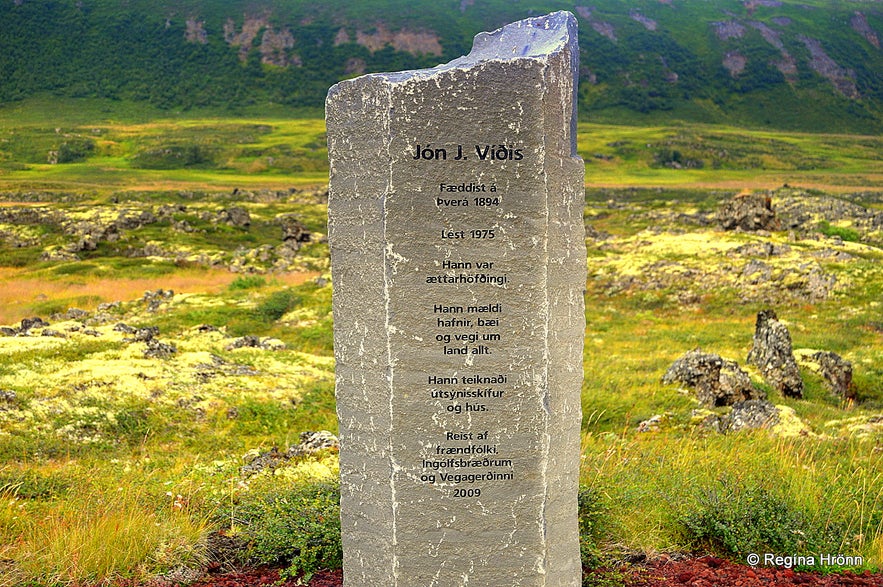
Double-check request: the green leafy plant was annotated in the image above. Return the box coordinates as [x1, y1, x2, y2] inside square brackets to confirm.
[228, 275, 268, 290]
[56, 138, 96, 163]
[578, 485, 606, 568]
[680, 477, 842, 559]
[818, 221, 861, 243]
[235, 481, 342, 582]
[256, 289, 302, 322]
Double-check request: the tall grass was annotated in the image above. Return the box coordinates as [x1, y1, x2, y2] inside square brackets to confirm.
[579, 431, 883, 566]
[2, 485, 210, 586]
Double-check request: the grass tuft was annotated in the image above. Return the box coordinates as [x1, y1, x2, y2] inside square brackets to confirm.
[4, 486, 209, 586]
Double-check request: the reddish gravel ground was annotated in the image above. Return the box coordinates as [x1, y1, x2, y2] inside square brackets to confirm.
[180, 556, 883, 587]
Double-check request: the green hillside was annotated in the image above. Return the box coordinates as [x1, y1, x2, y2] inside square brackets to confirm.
[2, 0, 883, 132]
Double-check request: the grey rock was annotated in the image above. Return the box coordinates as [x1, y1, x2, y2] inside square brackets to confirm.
[40, 249, 80, 262]
[225, 335, 286, 351]
[289, 430, 340, 456]
[742, 259, 772, 284]
[277, 213, 311, 242]
[724, 399, 780, 432]
[732, 241, 791, 258]
[747, 310, 804, 398]
[663, 348, 763, 407]
[218, 206, 251, 227]
[810, 350, 855, 401]
[50, 308, 90, 321]
[132, 327, 160, 342]
[717, 193, 779, 231]
[141, 289, 174, 312]
[20, 317, 49, 333]
[157, 203, 187, 219]
[143, 339, 177, 359]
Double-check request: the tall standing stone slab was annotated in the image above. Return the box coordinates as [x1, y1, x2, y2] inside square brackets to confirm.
[327, 11, 585, 587]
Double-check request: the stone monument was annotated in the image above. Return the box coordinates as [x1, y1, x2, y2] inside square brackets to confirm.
[327, 11, 585, 586]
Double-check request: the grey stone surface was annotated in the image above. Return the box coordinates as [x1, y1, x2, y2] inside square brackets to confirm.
[747, 309, 804, 398]
[327, 11, 584, 587]
[662, 348, 764, 407]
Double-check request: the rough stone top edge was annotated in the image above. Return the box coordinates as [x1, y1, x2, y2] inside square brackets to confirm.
[326, 11, 577, 98]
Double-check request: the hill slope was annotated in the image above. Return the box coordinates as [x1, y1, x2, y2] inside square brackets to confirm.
[1, 0, 883, 132]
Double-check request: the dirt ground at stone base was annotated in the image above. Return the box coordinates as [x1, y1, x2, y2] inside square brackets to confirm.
[175, 556, 883, 587]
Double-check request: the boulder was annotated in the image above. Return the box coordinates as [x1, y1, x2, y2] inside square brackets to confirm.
[225, 335, 286, 351]
[724, 399, 781, 432]
[662, 348, 763, 407]
[20, 317, 50, 333]
[240, 431, 339, 476]
[717, 193, 779, 231]
[798, 350, 855, 401]
[143, 338, 177, 359]
[746, 310, 804, 398]
[277, 213, 311, 242]
[218, 206, 251, 228]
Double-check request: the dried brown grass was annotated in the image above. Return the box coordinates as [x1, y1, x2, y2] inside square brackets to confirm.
[0, 269, 319, 325]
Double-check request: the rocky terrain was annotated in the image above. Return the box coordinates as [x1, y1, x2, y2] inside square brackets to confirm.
[585, 187, 883, 440]
[1, 186, 881, 585]
[0, 188, 329, 275]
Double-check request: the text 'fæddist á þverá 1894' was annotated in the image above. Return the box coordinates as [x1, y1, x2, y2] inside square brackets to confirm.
[327, 10, 585, 587]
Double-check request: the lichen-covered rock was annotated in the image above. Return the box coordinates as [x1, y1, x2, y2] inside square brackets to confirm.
[218, 206, 251, 227]
[717, 193, 779, 231]
[143, 338, 177, 359]
[20, 317, 50, 333]
[797, 350, 855, 401]
[746, 309, 804, 398]
[225, 335, 286, 351]
[240, 431, 339, 476]
[724, 399, 781, 432]
[290, 430, 340, 456]
[662, 348, 763, 407]
[277, 213, 311, 242]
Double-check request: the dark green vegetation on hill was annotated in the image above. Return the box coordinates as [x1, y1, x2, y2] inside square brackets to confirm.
[2, 0, 883, 131]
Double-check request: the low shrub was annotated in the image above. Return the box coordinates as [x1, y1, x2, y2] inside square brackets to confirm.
[680, 477, 843, 559]
[234, 480, 342, 581]
[578, 485, 606, 567]
[818, 220, 861, 243]
[228, 275, 267, 290]
[256, 289, 301, 322]
[131, 144, 215, 169]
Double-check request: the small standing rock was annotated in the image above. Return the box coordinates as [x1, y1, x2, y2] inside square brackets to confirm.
[746, 310, 804, 398]
[803, 350, 855, 401]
